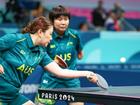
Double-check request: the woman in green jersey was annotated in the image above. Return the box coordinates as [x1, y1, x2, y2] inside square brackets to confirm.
[0, 16, 97, 105]
[36, 5, 85, 105]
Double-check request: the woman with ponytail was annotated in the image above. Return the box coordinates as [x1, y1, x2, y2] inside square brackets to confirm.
[0, 16, 97, 105]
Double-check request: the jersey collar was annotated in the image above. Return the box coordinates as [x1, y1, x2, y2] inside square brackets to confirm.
[53, 29, 69, 39]
[25, 33, 34, 48]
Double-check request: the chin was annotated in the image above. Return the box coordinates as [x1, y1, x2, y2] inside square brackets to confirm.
[60, 28, 66, 32]
[40, 42, 48, 47]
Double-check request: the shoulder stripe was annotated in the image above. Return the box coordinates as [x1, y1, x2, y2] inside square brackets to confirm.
[70, 34, 77, 38]
[16, 38, 26, 43]
[69, 31, 77, 39]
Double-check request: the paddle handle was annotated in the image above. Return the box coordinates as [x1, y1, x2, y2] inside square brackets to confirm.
[86, 72, 98, 83]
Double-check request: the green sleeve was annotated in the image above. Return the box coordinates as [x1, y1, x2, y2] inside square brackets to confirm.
[39, 51, 53, 67]
[76, 32, 83, 52]
[0, 58, 3, 64]
[69, 29, 83, 52]
[0, 34, 17, 64]
[46, 43, 50, 53]
[0, 34, 17, 51]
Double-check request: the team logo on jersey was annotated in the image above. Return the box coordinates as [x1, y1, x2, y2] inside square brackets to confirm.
[67, 42, 73, 46]
[58, 53, 71, 61]
[20, 50, 26, 55]
[17, 64, 34, 75]
[43, 80, 48, 84]
[50, 44, 56, 48]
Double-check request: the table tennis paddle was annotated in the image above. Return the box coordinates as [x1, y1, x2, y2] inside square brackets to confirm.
[87, 73, 109, 90]
[54, 55, 68, 68]
[96, 73, 109, 90]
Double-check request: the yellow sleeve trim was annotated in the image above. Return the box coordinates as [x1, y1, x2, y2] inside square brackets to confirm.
[16, 38, 26, 42]
[70, 34, 77, 38]
[69, 31, 77, 39]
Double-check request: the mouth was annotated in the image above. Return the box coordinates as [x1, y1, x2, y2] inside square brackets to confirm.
[59, 27, 67, 30]
[60, 25, 67, 28]
[60, 26, 66, 28]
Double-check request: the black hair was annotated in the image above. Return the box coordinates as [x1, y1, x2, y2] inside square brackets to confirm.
[49, 5, 70, 22]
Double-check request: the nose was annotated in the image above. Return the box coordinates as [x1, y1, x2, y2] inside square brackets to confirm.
[61, 19, 66, 24]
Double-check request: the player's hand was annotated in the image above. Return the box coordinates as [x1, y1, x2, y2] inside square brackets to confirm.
[86, 72, 98, 83]
[0, 64, 4, 74]
[87, 72, 109, 90]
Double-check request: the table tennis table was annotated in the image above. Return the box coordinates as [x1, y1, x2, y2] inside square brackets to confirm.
[38, 86, 140, 105]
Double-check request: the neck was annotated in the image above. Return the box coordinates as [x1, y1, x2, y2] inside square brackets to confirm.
[55, 29, 65, 36]
[30, 33, 39, 46]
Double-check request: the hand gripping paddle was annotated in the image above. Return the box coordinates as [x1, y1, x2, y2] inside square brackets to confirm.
[87, 73, 109, 90]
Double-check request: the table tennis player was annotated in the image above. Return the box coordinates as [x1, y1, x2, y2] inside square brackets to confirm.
[0, 16, 98, 105]
[35, 5, 84, 105]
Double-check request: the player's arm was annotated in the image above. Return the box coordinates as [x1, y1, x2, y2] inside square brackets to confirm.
[41, 53, 108, 89]
[75, 31, 83, 60]
[0, 34, 17, 74]
[44, 61, 97, 83]
[40, 51, 97, 84]
[0, 34, 17, 51]
[0, 64, 4, 74]
[78, 51, 83, 60]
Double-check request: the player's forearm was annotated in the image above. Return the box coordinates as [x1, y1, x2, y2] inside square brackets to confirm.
[58, 69, 92, 78]
[0, 64, 4, 74]
[78, 51, 83, 59]
[44, 61, 93, 78]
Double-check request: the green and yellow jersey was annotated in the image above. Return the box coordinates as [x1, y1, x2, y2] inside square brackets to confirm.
[0, 33, 52, 102]
[47, 28, 82, 69]
[40, 29, 82, 88]
[35, 29, 83, 104]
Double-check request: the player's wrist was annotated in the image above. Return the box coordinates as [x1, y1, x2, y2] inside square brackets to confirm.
[86, 72, 95, 80]
[86, 71, 97, 83]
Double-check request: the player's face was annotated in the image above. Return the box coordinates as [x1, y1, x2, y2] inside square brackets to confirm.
[40, 26, 53, 47]
[54, 16, 69, 33]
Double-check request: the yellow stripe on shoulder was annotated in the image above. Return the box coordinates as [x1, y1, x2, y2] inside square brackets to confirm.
[69, 31, 77, 39]
[70, 34, 77, 38]
[16, 38, 26, 42]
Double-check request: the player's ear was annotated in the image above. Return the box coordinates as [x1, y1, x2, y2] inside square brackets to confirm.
[37, 29, 43, 37]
